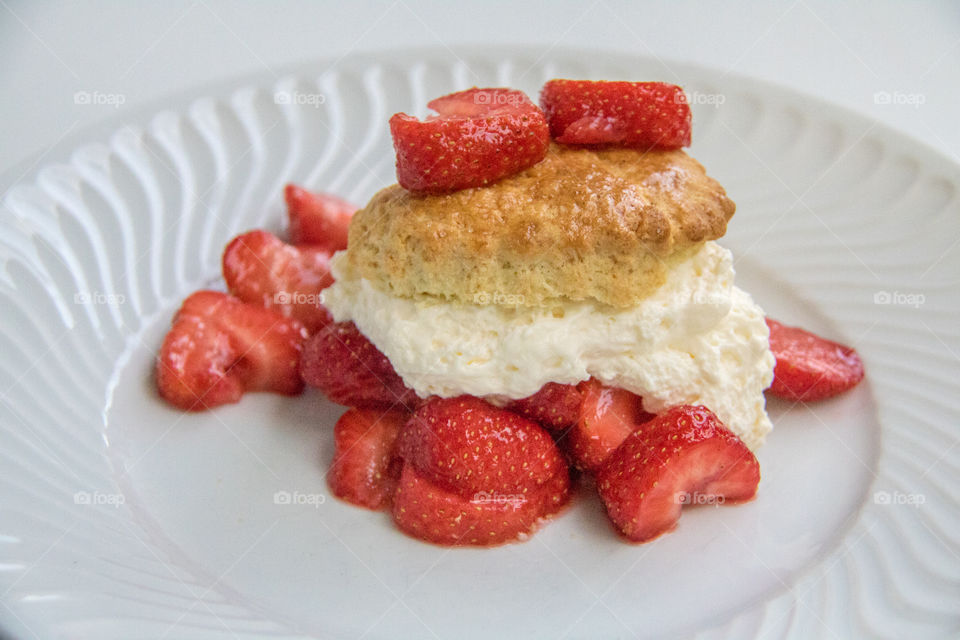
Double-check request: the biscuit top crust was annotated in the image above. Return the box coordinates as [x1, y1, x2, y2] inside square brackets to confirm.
[341, 144, 735, 308]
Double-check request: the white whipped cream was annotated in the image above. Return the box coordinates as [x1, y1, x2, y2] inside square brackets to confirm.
[323, 242, 775, 450]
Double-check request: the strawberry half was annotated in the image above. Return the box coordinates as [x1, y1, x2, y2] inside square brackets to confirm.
[766, 318, 865, 401]
[399, 395, 568, 498]
[539, 80, 691, 149]
[156, 291, 308, 411]
[506, 382, 583, 431]
[222, 229, 334, 334]
[392, 462, 570, 547]
[596, 405, 760, 543]
[566, 379, 653, 472]
[328, 408, 409, 510]
[284, 183, 355, 251]
[299, 321, 419, 409]
[389, 87, 550, 193]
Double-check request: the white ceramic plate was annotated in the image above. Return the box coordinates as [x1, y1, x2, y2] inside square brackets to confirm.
[1, 48, 958, 640]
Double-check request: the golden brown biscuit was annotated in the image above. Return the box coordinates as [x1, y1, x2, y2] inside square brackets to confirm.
[342, 144, 734, 308]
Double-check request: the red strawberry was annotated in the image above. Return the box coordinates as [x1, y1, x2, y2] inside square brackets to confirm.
[566, 379, 654, 472]
[222, 229, 334, 333]
[328, 408, 409, 510]
[596, 405, 759, 543]
[392, 462, 570, 546]
[506, 382, 583, 430]
[284, 183, 355, 251]
[156, 290, 308, 411]
[399, 395, 567, 497]
[299, 321, 419, 409]
[539, 80, 691, 149]
[766, 318, 865, 401]
[389, 87, 550, 193]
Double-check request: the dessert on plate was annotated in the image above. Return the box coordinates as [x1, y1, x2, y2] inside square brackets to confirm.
[155, 79, 865, 546]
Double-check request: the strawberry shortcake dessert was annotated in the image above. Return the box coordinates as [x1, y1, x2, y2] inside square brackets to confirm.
[156, 80, 865, 546]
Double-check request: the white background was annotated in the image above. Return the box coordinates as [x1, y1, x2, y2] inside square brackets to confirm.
[0, 0, 957, 182]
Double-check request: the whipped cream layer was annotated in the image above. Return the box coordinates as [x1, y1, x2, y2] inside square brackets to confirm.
[323, 242, 776, 450]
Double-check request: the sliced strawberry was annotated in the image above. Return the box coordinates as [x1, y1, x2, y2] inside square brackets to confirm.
[284, 183, 355, 251]
[506, 382, 583, 431]
[389, 87, 550, 193]
[300, 321, 419, 409]
[329, 408, 409, 510]
[566, 379, 653, 472]
[156, 291, 308, 411]
[399, 395, 567, 497]
[596, 405, 759, 543]
[392, 462, 570, 547]
[766, 318, 865, 401]
[222, 229, 334, 334]
[539, 80, 691, 149]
